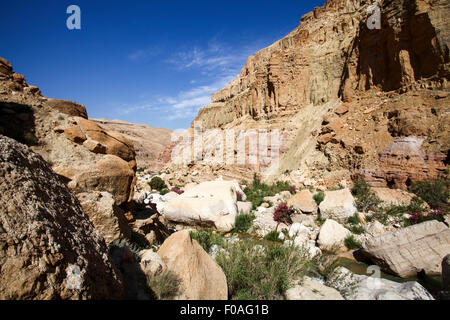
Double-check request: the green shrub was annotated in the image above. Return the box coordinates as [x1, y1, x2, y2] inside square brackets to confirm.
[313, 192, 325, 206]
[348, 224, 365, 235]
[368, 198, 428, 226]
[346, 214, 365, 234]
[160, 188, 169, 195]
[351, 181, 381, 212]
[148, 176, 167, 191]
[243, 173, 294, 209]
[189, 229, 225, 252]
[347, 214, 360, 226]
[233, 212, 256, 233]
[315, 212, 326, 226]
[263, 230, 283, 243]
[344, 235, 362, 250]
[215, 239, 315, 300]
[147, 271, 182, 300]
[410, 179, 449, 210]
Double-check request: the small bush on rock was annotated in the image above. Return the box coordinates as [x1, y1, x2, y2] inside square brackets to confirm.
[410, 179, 449, 210]
[148, 176, 167, 191]
[313, 192, 325, 206]
[243, 173, 294, 209]
[344, 235, 362, 250]
[147, 270, 182, 300]
[351, 181, 381, 212]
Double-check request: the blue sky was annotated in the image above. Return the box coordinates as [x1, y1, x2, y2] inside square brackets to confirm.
[0, 0, 324, 130]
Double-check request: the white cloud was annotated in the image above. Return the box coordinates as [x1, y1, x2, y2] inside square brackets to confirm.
[168, 41, 250, 76]
[128, 46, 162, 62]
[124, 37, 270, 123]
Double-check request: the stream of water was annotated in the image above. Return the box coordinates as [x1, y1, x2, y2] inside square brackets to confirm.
[337, 258, 443, 297]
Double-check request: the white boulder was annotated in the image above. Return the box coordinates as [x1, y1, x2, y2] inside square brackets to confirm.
[317, 219, 351, 253]
[160, 180, 244, 232]
[286, 276, 344, 300]
[319, 188, 357, 222]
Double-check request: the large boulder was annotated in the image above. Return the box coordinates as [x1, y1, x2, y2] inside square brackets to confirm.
[161, 180, 243, 232]
[157, 230, 228, 300]
[76, 191, 131, 245]
[362, 220, 450, 278]
[56, 155, 135, 206]
[0, 135, 124, 299]
[319, 188, 357, 222]
[285, 277, 344, 300]
[317, 219, 351, 253]
[329, 267, 434, 300]
[287, 189, 318, 214]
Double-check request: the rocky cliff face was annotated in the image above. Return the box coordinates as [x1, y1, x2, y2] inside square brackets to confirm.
[0, 58, 137, 209]
[165, 0, 449, 189]
[91, 118, 173, 171]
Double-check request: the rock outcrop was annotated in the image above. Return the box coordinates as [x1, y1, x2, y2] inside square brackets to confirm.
[362, 220, 450, 278]
[46, 99, 88, 119]
[0, 135, 124, 299]
[157, 230, 228, 300]
[0, 58, 137, 210]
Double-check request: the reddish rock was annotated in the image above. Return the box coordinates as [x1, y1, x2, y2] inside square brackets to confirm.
[335, 104, 349, 116]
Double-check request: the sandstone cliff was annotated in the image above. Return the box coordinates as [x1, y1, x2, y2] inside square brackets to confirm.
[165, 0, 449, 189]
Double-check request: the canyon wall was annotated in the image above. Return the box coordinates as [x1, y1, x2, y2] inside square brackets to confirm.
[166, 0, 449, 189]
